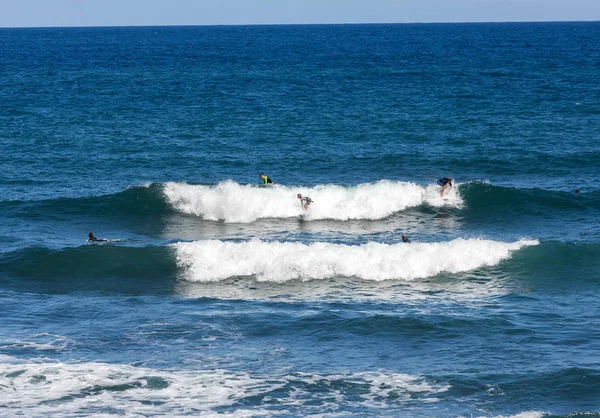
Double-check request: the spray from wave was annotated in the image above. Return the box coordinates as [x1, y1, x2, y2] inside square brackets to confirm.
[163, 180, 462, 223]
[172, 238, 538, 282]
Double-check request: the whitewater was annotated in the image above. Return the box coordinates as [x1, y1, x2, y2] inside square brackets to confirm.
[173, 238, 538, 282]
[163, 180, 463, 222]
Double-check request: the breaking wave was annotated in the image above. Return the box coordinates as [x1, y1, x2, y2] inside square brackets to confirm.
[163, 180, 462, 223]
[172, 238, 538, 282]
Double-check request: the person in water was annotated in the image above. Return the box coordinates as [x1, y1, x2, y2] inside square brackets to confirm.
[437, 177, 453, 197]
[260, 173, 274, 185]
[88, 232, 107, 242]
[402, 234, 411, 243]
[297, 193, 313, 211]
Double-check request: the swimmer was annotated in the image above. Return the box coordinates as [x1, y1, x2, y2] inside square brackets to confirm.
[88, 232, 107, 242]
[437, 177, 453, 197]
[402, 234, 410, 243]
[297, 193, 313, 211]
[260, 173, 274, 185]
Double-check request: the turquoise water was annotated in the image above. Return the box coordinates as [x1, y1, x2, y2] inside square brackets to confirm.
[0, 23, 599, 417]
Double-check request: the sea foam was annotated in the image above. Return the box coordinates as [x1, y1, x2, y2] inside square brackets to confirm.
[0, 359, 449, 416]
[172, 238, 538, 283]
[163, 180, 462, 223]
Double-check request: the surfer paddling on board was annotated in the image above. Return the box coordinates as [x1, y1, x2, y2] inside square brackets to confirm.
[297, 193, 313, 211]
[402, 234, 411, 243]
[260, 173, 274, 185]
[437, 177, 453, 197]
[88, 232, 107, 242]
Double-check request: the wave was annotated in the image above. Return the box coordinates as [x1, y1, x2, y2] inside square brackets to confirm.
[0, 183, 171, 220]
[3, 181, 597, 228]
[172, 238, 538, 283]
[0, 245, 178, 294]
[163, 180, 463, 222]
[4, 240, 599, 295]
[459, 181, 600, 215]
[501, 241, 600, 287]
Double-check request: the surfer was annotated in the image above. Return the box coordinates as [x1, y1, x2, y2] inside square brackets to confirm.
[88, 232, 107, 242]
[297, 193, 313, 211]
[260, 173, 274, 185]
[402, 234, 410, 243]
[437, 177, 453, 197]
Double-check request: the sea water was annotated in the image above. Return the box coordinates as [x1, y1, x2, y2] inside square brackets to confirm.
[0, 23, 599, 417]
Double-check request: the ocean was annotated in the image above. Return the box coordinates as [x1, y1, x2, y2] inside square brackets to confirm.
[0, 22, 599, 417]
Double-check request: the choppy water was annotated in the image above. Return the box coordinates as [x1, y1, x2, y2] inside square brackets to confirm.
[1, 22, 599, 417]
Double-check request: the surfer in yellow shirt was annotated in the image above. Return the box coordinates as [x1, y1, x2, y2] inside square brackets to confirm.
[260, 173, 274, 185]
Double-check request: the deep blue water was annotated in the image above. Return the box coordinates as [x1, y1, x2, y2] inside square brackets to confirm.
[0, 22, 599, 417]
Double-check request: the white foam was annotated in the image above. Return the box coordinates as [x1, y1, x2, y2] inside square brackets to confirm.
[0, 360, 448, 416]
[0, 333, 71, 353]
[491, 412, 546, 418]
[172, 238, 538, 283]
[163, 180, 462, 223]
[0, 361, 264, 416]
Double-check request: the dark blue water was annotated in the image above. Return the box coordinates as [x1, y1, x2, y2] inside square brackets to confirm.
[1, 23, 599, 417]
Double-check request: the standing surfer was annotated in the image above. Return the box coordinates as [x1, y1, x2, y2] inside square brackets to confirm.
[297, 194, 313, 210]
[437, 177, 453, 197]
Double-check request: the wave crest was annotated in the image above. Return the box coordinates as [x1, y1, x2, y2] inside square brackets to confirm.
[163, 180, 462, 223]
[172, 238, 538, 282]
